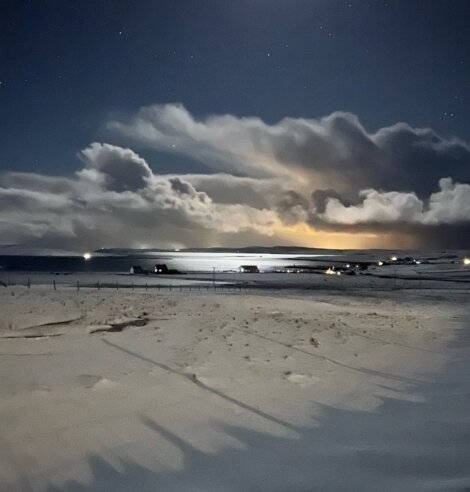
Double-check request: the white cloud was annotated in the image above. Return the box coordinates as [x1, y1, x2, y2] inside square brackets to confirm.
[0, 143, 283, 249]
[424, 178, 470, 224]
[320, 178, 470, 226]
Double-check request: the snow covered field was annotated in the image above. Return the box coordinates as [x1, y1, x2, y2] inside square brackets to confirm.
[0, 275, 469, 490]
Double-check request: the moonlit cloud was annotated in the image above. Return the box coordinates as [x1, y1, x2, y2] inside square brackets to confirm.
[1, 105, 470, 250]
[0, 143, 283, 250]
[108, 103, 470, 195]
[320, 178, 470, 225]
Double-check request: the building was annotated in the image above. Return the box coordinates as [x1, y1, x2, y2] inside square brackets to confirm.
[154, 264, 169, 274]
[238, 265, 260, 273]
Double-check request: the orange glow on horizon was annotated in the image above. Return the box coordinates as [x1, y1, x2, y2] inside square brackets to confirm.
[274, 223, 418, 250]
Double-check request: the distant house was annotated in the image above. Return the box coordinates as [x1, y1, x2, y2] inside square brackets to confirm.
[238, 265, 260, 273]
[154, 264, 169, 274]
[154, 263, 182, 275]
[130, 265, 147, 275]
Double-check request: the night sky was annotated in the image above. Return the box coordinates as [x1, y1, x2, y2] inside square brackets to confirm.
[1, 0, 469, 250]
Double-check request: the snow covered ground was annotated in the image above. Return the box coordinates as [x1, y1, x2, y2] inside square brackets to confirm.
[0, 277, 469, 490]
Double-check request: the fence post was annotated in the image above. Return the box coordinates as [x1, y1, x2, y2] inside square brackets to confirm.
[77, 280, 80, 292]
[53, 280, 56, 291]
[145, 283, 147, 291]
[97, 281, 100, 290]
[28, 277, 31, 289]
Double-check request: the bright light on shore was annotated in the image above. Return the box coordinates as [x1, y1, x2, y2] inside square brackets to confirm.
[464, 258, 470, 266]
[83, 252, 92, 261]
[390, 256, 397, 262]
[378, 261, 384, 266]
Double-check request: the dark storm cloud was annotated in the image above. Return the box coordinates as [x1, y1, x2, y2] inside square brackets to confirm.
[169, 177, 195, 195]
[78, 143, 153, 193]
[276, 191, 310, 225]
[311, 189, 352, 215]
[373, 124, 470, 195]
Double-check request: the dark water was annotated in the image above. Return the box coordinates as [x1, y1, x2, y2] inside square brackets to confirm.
[0, 252, 340, 274]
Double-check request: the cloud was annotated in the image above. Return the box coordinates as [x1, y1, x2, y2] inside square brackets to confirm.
[78, 143, 153, 192]
[425, 178, 470, 225]
[108, 103, 470, 195]
[178, 173, 282, 209]
[320, 178, 470, 226]
[0, 143, 283, 250]
[1, 105, 470, 250]
[321, 189, 424, 225]
[276, 191, 310, 225]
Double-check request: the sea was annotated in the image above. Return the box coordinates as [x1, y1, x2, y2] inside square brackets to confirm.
[0, 251, 343, 274]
